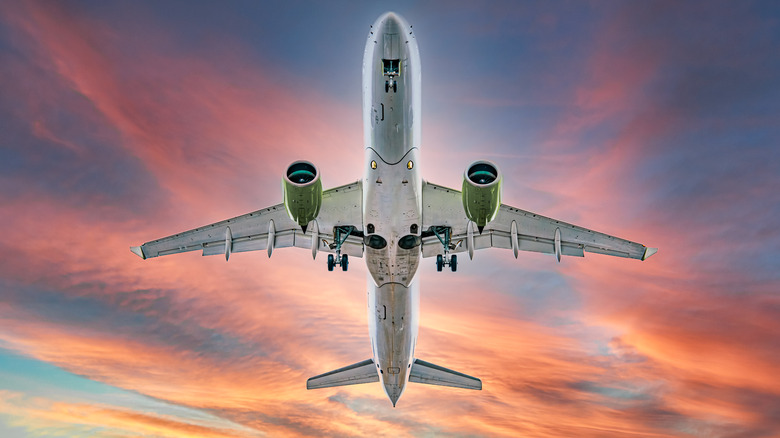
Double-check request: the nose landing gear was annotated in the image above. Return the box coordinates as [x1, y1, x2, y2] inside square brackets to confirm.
[385, 80, 397, 93]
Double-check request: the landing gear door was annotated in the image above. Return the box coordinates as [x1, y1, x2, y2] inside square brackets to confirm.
[383, 33, 399, 59]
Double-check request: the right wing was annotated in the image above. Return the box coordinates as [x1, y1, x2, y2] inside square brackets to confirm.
[131, 181, 363, 260]
[421, 181, 656, 261]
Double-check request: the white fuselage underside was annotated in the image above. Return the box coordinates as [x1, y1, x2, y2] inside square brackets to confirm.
[362, 12, 422, 405]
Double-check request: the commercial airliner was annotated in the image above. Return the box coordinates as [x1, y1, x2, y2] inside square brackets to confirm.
[130, 12, 656, 407]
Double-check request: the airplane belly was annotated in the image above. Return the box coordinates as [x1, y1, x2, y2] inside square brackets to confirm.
[363, 13, 421, 165]
[361, 11, 424, 407]
[363, 148, 421, 287]
[369, 279, 419, 405]
[362, 14, 423, 288]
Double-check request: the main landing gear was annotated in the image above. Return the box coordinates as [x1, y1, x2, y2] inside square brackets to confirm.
[328, 253, 349, 272]
[436, 254, 457, 272]
[326, 226, 354, 272]
[431, 226, 459, 272]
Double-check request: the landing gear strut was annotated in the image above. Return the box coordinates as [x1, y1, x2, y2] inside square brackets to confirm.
[327, 226, 354, 272]
[432, 226, 459, 272]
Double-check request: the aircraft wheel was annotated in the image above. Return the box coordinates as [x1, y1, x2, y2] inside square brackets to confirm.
[328, 254, 334, 271]
[393, 81, 397, 93]
[385, 81, 389, 92]
[436, 254, 443, 272]
[341, 254, 349, 271]
[450, 254, 458, 272]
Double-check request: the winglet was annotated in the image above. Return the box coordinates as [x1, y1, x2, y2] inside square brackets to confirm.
[641, 247, 658, 261]
[130, 246, 146, 260]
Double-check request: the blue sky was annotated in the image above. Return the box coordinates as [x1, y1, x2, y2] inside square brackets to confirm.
[1, 1, 779, 436]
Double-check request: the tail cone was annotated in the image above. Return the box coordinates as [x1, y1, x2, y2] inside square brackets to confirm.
[384, 382, 403, 407]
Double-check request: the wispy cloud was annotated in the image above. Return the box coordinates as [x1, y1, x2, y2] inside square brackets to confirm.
[0, 1, 778, 437]
[0, 390, 262, 438]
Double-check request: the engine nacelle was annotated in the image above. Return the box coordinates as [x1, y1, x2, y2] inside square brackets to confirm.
[462, 160, 502, 232]
[283, 160, 322, 232]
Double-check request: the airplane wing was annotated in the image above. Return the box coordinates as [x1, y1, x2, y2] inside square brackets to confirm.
[130, 181, 364, 260]
[420, 181, 656, 261]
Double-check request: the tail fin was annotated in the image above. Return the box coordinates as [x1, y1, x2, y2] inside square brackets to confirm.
[306, 358, 379, 389]
[409, 358, 482, 390]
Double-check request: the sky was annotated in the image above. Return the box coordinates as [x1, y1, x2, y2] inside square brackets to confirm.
[0, 0, 779, 437]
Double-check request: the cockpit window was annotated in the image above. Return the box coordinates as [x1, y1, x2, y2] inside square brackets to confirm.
[383, 59, 400, 76]
[365, 235, 387, 250]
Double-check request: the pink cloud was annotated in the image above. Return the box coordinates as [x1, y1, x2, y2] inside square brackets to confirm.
[4, 1, 362, 218]
[0, 1, 778, 437]
[0, 390, 259, 438]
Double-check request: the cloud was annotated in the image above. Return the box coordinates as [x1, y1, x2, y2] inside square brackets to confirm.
[0, 1, 779, 437]
[0, 390, 261, 438]
[1, 0, 362, 219]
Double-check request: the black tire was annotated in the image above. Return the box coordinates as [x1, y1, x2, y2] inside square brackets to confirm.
[436, 254, 443, 272]
[341, 254, 349, 271]
[328, 254, 334, 271]
[385, 81, 389, 92]
[393, 81, 397, 93]
[450, 254, 458, 272]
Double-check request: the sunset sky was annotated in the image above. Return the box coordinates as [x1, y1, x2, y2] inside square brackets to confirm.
[1, 1, 779, 437]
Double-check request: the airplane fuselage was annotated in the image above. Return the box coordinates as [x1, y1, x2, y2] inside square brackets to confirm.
[362, 12, 422, 406]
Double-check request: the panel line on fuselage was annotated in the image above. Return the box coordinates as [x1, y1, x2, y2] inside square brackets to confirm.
[365, 146, 418, 166]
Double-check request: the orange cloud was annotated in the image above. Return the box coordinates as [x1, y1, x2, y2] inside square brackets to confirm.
[0, 191, 690, 436]
[1, 2, 778, 437]
[2, 1, 362, 218]
[0, 390, 260, 438]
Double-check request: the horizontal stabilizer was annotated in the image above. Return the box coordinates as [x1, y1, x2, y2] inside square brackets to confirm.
[307, 358, 378, 390]
[409, 359, 481, 390]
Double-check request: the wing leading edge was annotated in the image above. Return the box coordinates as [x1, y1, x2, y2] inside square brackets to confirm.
[421, 181, 656, 261]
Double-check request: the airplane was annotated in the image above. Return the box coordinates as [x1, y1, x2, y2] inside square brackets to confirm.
[130, 12, 657, 407]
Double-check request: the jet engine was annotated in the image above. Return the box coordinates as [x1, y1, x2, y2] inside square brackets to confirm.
[283, 160, 322, 233]
[461, 160, 502, 233]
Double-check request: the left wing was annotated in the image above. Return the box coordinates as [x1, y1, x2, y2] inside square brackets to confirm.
[421, 181, 656, 261]
[131, 182, 363, 260]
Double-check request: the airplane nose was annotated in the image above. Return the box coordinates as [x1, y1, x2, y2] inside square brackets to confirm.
[374, 12, 406, 63]
[377, 11, 403, 33]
